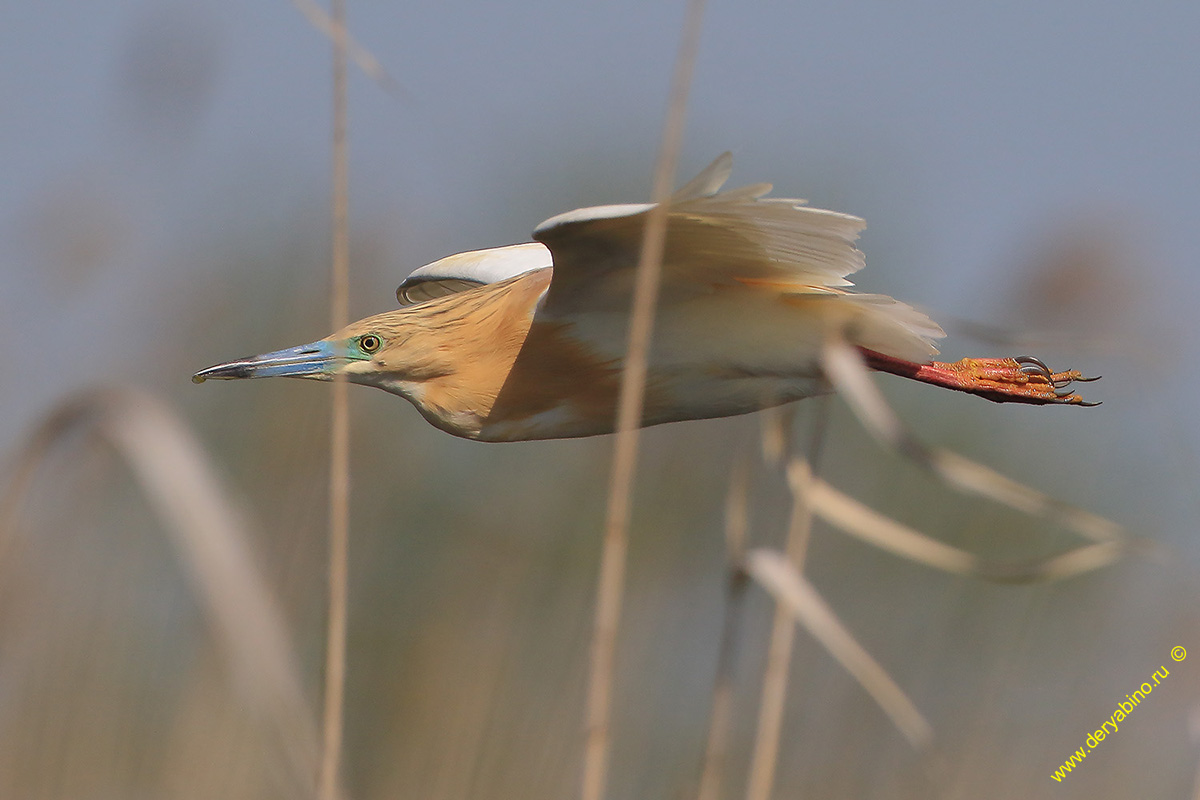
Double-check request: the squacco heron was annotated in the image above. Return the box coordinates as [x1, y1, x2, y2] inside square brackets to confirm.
[194, 154, 1097, 441]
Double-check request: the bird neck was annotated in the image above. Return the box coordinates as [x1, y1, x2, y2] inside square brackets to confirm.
[395, 269, 553, 438]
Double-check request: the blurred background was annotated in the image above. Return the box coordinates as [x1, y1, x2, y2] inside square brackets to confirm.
[3, 1, 1199, 798]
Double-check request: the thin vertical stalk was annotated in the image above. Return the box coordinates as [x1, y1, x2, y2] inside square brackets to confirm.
[696, 450, 751, 800]
[580, 3, 706, 800]
[320, 1, 351, 799]
[744, 398, 830, 800]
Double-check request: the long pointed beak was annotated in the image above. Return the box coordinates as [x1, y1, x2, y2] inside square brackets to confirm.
[192, 340, 344, 383]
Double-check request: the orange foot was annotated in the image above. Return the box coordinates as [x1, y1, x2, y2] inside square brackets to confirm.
[860, 350, 1101, 406]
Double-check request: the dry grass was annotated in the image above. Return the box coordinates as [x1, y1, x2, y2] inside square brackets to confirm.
[320, 1, 351, 798]
[743, 547, 933, 749]
[0, 389, 319, 799]
[582, 3, 707, 800]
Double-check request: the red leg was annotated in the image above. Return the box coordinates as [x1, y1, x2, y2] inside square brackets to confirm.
[859, 349, 1100, 406]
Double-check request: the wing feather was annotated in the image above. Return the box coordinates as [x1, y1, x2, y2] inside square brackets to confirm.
[396, 242, 551, 306]
[532, 155, 866, 311]
[670, 150, 733, 201]
[393, 155, 943, 360]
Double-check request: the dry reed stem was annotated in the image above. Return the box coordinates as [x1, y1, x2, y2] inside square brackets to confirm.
[743, 548, 933, 748]
[724, 447, 752, 560]
[320, 3, 351, 799]
[758, 406, 793, 469]
[744, 401, 826, 800]
[290, 0, 401, 94]
[696, 450, 752, 800]
[744, 551, 799, 800]
[738, 334, 1126, 795]
[582, 3, 707, 799]
[0, 388, 319, 799]
[820, 337, 1126, 546]
[805, 473, 1124, 582]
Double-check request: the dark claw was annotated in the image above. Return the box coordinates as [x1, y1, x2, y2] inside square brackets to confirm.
[1013, 355, 1102, 406]
[1015, 355, 1052, 379]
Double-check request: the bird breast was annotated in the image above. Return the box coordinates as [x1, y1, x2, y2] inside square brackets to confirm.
[403, 269, 628, 441]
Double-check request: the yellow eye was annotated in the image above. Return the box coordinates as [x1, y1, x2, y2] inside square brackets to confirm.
[359, 334, 382, 354]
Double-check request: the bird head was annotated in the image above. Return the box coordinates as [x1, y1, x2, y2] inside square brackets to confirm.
[192, 309, 452, 396]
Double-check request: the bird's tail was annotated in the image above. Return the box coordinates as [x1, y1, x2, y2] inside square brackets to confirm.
[833, 293, 946, 362]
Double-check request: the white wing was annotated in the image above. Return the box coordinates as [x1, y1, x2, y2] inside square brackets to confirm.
[532, 153, 866, 312]
[396, 242, 551, 305]
[394, 155, 941, 361]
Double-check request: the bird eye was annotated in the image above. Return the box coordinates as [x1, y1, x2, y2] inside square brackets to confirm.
[359, 334, 382, 354]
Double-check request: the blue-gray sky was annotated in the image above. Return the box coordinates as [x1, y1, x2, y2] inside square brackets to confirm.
[4, 0, 1197, 523]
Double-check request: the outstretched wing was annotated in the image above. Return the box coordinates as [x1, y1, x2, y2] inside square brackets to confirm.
[391, 150, 735, 306]
[396, 242, 552, 305]
[532, 153, 867, 312]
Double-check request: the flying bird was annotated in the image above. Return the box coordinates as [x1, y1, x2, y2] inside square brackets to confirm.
[194, 154, 1097, 441]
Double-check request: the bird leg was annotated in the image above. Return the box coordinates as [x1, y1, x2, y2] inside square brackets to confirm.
[822, 337, 1125, 547]
[858, 349, 1100, 406]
